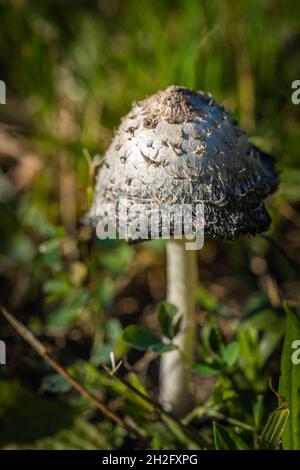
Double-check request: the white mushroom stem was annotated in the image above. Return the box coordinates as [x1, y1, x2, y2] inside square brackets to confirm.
[159, 238, 198, 416]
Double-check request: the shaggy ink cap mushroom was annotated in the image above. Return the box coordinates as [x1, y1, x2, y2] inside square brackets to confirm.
[86, 85, 278, 242]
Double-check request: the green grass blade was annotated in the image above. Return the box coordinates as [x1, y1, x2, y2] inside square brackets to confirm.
[279, 303, 300, 450]
[213, 422, 250, 450]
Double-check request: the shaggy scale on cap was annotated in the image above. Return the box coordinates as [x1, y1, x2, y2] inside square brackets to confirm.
[85, 85, 278, 241]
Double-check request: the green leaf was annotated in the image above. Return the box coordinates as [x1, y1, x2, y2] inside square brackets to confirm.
[156, 302, 181, 339]
[39, 238, 62, 254]
[123, 325, 176, 353]
[91, 319, 126, 365]
[253, 395, 265, 429]
[191, 362, 220, 377]
[127, 373, 153, 412]
[123, 325, 160, 350]
[201, 320, 225, 359]
[260, 401, 289, 449]
[196, 285, 220, 312]
[150, 343, 177, 353]
[213, 422, 250, 450]
[162, 415, 202, 450]
[42, 374, 72, 394]
[237, 328, 262, 384]
[43, 279, 69, 296]
[223, 341, 239, 367]
[242, 308, 285, 364]
[279, 303, 300, 450]
[47, 306, 78, 327]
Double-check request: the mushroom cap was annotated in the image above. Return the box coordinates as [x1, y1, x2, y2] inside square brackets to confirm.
[85, 85, 278, 242]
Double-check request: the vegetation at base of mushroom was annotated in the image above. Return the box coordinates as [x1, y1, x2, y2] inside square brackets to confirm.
[121, 299, 293, 449]
[0, 0, 300, 450]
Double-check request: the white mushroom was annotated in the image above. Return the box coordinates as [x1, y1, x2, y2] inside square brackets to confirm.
[85, 85, 278, 415]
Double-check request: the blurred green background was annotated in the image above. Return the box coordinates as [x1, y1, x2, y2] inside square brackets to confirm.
[0, 0, 299, 450]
